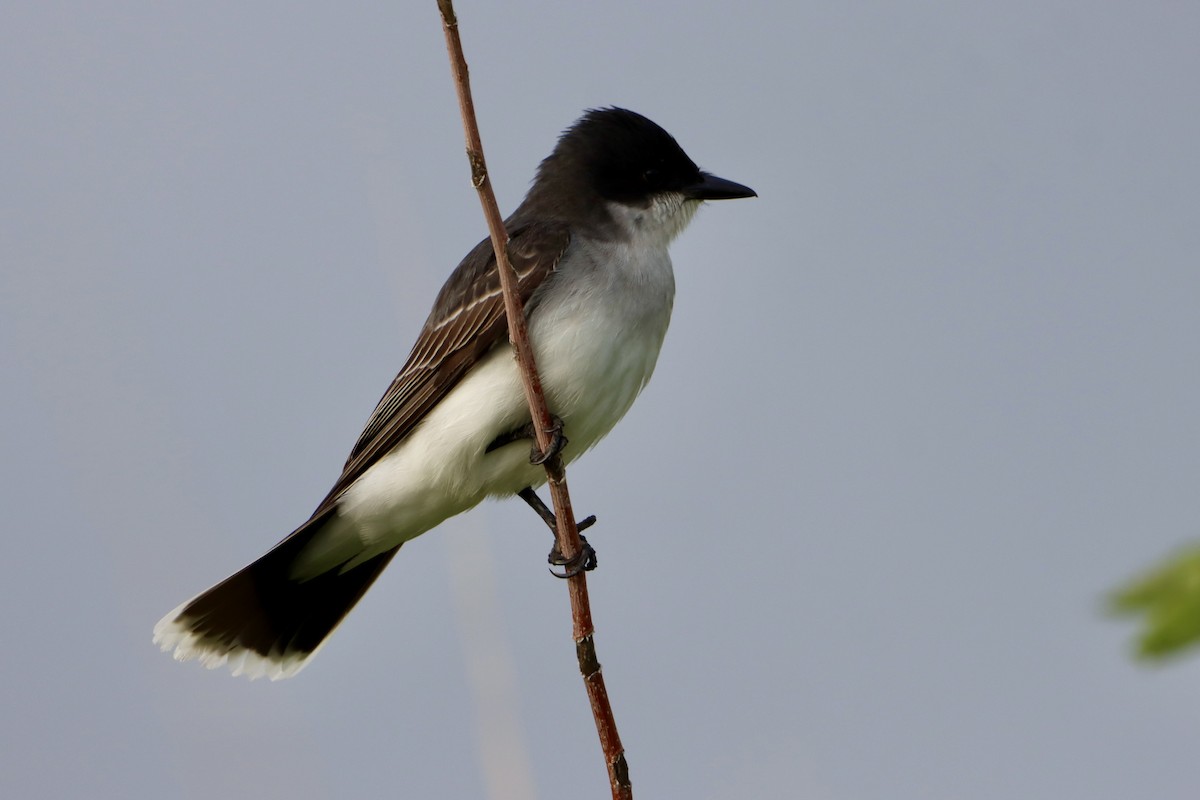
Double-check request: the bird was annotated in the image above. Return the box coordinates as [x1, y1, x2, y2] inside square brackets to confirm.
[153, 107, 756, 680]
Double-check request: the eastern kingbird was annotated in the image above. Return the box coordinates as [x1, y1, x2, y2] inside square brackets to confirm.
[154, 107, 756, 679]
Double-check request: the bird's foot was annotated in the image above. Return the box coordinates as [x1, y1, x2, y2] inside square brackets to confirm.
[548, 535, 598, 579]
[517, 487, 598, 578]
[529, 416, 567, 465]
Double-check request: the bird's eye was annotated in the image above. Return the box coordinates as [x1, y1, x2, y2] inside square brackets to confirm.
[642, 168, 661, 185]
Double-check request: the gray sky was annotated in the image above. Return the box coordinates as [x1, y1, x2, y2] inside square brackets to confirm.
[3, 2, 1199, 798]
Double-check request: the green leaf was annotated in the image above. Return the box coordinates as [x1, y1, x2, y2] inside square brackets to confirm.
[1110, 544, 1200, 660]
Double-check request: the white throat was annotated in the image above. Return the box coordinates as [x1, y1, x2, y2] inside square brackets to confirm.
[605, 193, 703, 249]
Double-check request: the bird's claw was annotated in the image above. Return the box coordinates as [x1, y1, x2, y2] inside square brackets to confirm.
[518, 488, 598, 577]
[548, 535, 597, 579]
[529, 416, 568, 465]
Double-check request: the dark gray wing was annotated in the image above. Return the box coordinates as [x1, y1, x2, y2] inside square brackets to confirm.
[310, 221, 571, 516]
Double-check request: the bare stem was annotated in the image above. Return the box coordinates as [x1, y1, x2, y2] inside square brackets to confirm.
[435, 2, 632, 798]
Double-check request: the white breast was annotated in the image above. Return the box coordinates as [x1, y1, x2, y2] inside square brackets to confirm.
[529, 231, 675, 454]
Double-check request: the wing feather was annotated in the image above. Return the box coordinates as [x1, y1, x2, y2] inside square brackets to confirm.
[309, 222, 570, 516]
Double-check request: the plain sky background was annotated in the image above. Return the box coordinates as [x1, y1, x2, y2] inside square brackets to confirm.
[3, 2, 1199, 798]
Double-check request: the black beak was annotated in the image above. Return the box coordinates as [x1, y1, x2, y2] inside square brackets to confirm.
[684, 171, 757, 200]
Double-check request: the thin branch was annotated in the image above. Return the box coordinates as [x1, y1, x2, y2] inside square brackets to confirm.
[435, 3, 632, 799]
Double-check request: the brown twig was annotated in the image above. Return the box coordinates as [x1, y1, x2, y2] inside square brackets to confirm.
[435, 2, 632, 799]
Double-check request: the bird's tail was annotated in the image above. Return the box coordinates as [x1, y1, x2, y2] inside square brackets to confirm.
[153, 510, 399, 680]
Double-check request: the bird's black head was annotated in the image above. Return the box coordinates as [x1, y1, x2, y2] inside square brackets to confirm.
[526, 108, 755, 216]
[556, 108, 703, 203]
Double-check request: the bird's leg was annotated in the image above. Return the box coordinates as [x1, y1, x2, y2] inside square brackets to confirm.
[518, 486, 597, 535]
[485, 415, 568, 466]
[517, 487, 597, 578]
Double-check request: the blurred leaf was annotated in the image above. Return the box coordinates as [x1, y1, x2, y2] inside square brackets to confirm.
[1110, 544, 1200, 661]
